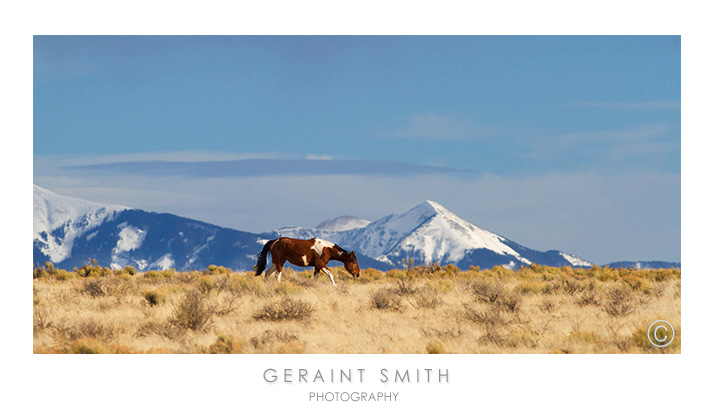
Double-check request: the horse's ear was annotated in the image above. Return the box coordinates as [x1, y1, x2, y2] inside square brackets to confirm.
[350, 251, 356, 256]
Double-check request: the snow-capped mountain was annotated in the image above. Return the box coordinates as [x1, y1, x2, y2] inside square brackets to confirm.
[33, 185, 265, 271]
[274, 200, 592, 270]
[34, 185, 128, 264]
[33, 185, 602, 272]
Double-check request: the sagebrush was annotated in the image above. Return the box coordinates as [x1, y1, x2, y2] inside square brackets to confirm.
[33, 262, 681, 353]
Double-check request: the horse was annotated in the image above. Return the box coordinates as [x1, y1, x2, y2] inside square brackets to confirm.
[253, 237, 360, 286]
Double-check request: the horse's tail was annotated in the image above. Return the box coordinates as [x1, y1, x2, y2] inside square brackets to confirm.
[253, 239, 277, 275]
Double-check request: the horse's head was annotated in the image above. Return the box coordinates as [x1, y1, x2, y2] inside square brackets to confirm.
[344, 251, 360, 278]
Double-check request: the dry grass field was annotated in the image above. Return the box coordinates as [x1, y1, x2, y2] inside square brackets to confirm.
[32, 262, 681, 354]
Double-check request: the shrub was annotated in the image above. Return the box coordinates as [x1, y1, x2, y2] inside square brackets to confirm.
[234, 275, 269, 297]
[253, 297, 314, 321]
[426, 279, 453, 294]
[370, 288, 403, 312]
[45, 261, 57, 274]
[143, 289, 167, 306]
[393, 278, 418, 296]
[499, 292, 522, 313]
[144, 270, 163, 281]
[197, 276, 214, 294]
[250, 330, 299, 349]
[507, 330, 540, 348]
[215, 293, 242, 316]
[444, 264, 460, 276]
[538, 297, 557, 313]
[411, 287, 443, 309]
[33, 309, 53, 335]
[426, 341, 447, 354]
[71, 338, 108, 354]
[75, 260, 107, 278]
[645, 282, 668, 298]
[602, 286, 637, 317]
[83, 280, 105, 298]
[287, 274, 318, 288]
[462, 303, 515, 345]
[169, 290, 214, 331]
[358, 268, 383, 282]
[54, 319, 117, 343]
[386, 269, 407, 280]
[208, 334, 243, 354]
[277, 341, 307, 354]
[654, 269, 679, 282]
[515, 281, 545, 295]
[470, 279, 504, 303]
[576, 289, 601, 307]
[206, 265, 232, 275]
[562, 278, 581, 295]
[568, 330, 599, 344]
[468, 279, 521, 313]
[274, 280, 303, 296]
[632, 322, 681, 353]
[69, 338, 132, 354]
[33, 264, 48, 279]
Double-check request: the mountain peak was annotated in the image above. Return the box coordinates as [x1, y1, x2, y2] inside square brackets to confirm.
[423, 200, 451, 213]
[34, 187, 598, 272]
[405, 200, 454, 221]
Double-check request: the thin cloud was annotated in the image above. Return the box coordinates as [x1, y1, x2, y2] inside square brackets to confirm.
[61, 158, 463, 178]
[34, 151, 292, 166]
[518, 123, 678, 171]
[305, 154, 333, 160]
[382, 113, 488, 141]
[537, 123, 671, 146]
[571, 100, 681, 110]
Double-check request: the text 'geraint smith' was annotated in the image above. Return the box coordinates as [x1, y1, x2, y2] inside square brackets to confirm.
[263, 368, 449, 384]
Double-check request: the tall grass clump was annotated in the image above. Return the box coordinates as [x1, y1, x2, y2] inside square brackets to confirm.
[462, 303, 516, 345]
[370, 288, 404, 311]
[469, 279, 505, 303]
[169, 290, 214, 332]
[208, 334, 243, 354]
[143, 289, 167, 306]
[602, 286, 637, 317]
[253, 297, 314, 322]
[468, 278, 522, 313]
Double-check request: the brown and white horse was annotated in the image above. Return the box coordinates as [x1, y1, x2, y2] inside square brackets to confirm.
[253, 237, 360, 286]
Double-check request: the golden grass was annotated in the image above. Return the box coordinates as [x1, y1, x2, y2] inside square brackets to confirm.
[32, 263, 681, 354]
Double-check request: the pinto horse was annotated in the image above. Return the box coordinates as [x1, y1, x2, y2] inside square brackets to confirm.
[253, 237, 360, 286]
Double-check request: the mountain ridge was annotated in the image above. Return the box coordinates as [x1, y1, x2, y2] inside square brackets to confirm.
[32, 185, 679, 272]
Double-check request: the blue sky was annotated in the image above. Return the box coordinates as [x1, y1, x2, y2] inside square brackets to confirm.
[33, 35, 681, 264]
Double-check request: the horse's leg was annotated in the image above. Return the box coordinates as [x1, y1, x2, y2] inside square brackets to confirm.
[276, 262, 284, 283]
[265, 264, 277, 279]
[322, 267, 336, 287]
[313, 259, 335, 286]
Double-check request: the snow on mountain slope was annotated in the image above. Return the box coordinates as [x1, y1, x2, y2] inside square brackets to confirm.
[560, 252, 592, 267]
[34, 185, 598, 272]
[392, 201, 531, 265]
[33, 185, 128, 263]
[341, 201, 531, 266]
[315, 216, 370, 232]
[271, 200, 595, 269]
